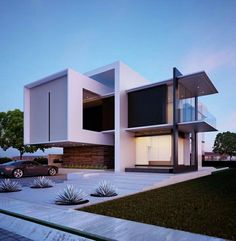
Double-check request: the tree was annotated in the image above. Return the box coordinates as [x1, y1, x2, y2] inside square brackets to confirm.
[0, 109, 48, 159]
[213, 131, 236, 160]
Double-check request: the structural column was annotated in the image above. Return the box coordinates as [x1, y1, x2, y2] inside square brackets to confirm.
[191, 131, 198, 169]
[172, 68, 182, 170]
[193, 96, 198, 169]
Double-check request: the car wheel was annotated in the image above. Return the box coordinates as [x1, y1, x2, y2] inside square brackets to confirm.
[48, 168, 57, 176]
[13, 168, 24, 178]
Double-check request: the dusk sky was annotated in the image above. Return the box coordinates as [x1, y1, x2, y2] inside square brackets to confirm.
[0, 0, 236, 156]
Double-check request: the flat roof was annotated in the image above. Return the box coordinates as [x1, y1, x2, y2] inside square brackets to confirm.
[126, 71, 218, 98]
[24, 69, 68, 89]
[178, 71, 218, 98]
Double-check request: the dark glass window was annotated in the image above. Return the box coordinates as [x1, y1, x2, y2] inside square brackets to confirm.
[83, 89, 114, 131]
[128, 85, 167, 127]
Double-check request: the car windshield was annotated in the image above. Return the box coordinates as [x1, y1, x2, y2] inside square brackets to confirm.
[2, 160, 21, 166]
[1, 160, 42, 166]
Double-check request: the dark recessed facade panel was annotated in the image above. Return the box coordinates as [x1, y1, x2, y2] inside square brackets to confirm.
[83, 96, 114, 132]
[102, 97, 114, 130]
[128, 85, 167, 128]
[83, 105, 103, 131]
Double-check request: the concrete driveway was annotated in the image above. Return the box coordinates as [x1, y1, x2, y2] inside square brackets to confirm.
[0, 167, 215, 210]
[0, 174, 67, 187]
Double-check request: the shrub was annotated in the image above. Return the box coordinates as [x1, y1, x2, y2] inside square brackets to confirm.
[34, 157, 48, 165]
[0, 157, 12, 164]
[31, 176, 54, 188]
[91, 180, 117, 197]
[0, 179, 22, 192]
[55, 185, 89, 205]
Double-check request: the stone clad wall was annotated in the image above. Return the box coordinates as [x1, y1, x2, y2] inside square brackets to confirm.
[48, 154, 63, 167]
[63, 145, 114, 169]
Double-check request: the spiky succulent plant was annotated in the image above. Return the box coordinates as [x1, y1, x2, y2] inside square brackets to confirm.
[91, 180, 117, 197]
[31, 176, 54, 188]
[55, 185, 88, 205]
[0, 179, 22, 192]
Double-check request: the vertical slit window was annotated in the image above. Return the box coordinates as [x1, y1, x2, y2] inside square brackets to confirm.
[48, 92, 51, 141]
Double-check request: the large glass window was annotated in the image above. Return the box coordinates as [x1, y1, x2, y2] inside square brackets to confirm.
[135, 134, 191, 166]
[167, 85, 173, 123]
[83, 89, 114, 131]
[135, 135, 172, 165]
[128, 85, 167, 128]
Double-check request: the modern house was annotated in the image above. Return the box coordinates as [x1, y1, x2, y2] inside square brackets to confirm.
[24, 61, 218, 173]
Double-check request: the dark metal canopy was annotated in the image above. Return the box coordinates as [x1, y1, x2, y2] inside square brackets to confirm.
[178, 71, 218, 99]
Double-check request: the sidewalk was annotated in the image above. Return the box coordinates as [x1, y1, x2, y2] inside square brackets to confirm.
[0, 227, 32, 241]
[0, 197, 226, 241]
[0, 168, 216, 209]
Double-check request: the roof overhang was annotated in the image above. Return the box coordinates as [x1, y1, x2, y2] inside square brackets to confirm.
[126, 71, 218, 99]
[178, 71, 218, 98]
[125, 124, 173, 136]
[25, 141, 106, 147]
[24, 69, 68, 89]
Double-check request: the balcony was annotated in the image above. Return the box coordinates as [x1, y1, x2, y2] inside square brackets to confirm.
[178, 100, 216, 132]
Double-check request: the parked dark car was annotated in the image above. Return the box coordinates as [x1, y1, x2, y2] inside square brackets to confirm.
[0, 160, 58, 178]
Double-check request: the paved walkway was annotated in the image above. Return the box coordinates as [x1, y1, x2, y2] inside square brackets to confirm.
[0, 168, 227, 241]
[0, 167, 216, 209]
[0, 174, 67, 187]
[0, 227, 32, 241]
[0, 197, 226, 241]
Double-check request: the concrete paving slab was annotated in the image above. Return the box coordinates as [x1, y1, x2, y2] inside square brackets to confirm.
[0, 197, 226, 241]
[0, 167, 216, 209]
[0, 168, 227, 241]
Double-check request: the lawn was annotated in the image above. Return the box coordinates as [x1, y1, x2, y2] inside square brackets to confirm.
[81, 169, 236, 240]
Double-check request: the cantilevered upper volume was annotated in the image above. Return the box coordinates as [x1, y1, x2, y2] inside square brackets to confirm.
[24, 61, 218, 173]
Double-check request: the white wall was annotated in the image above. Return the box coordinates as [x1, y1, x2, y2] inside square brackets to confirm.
[67, 69, 114, 146]
[183, 134, 191, 165]
[28, 76, 68, 144]
[25, 68, 114, 146]
[115, 62, 150, 171]
[135, 137, 149, 165]
[24, 88, 30, 144]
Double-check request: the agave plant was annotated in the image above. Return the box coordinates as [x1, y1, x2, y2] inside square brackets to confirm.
[55, 185, 88, 205]
[31, 176, 54, 188]
[91, 180, 117, 197]
[0, 179, 22, 192]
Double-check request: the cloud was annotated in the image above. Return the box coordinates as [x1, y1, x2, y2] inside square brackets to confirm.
[181, 48, 236, 74]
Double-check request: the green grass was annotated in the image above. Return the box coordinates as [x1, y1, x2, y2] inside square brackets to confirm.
[81, 169, 236, 240]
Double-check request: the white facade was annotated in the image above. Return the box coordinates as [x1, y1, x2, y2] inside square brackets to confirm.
[24, 62, 150, 172]
[24, 61, 217, 172]
[24, 68, 114, 146]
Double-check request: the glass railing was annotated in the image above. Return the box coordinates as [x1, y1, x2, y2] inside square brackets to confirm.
[178, 100, 216, 128]
[198, 103, 216, 128]
[178, 98, 195, 123]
